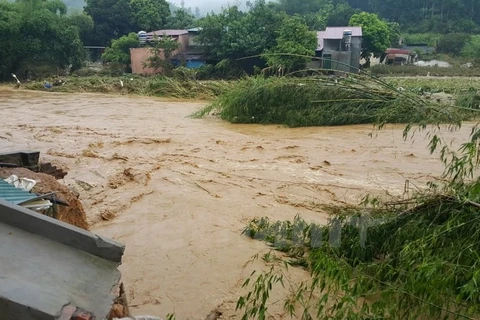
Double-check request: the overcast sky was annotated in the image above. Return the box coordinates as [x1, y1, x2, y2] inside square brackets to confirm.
[171, 0, 248, 15]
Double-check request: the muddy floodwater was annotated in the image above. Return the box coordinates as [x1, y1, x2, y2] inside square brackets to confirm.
[0, 88, 475, 319]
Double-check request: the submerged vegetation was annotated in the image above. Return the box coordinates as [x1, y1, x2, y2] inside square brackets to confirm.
[23, 75, 233, 100]
[240, 188, 480, 319]
[193, 73, 479, 127]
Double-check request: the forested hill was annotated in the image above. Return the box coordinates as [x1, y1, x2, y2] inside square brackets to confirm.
[274, 0, 480, 33]
[9, 0, 197, 15]
[7, 0, 480, 33]
[344, 0, 480, 33]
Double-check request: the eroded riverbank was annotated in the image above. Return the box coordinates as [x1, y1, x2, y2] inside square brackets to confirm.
[0, 87, 474, 319]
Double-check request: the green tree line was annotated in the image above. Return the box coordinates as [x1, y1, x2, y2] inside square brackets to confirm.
[1, 0, 479, 80]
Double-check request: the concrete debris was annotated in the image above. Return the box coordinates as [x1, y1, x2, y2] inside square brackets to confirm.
[414, 60, 452, 67]
[0, 199, 125, 320]
[4, 174, 36, 191]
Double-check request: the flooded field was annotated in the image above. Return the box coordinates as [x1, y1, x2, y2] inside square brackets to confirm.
[0, 87, 474, 319]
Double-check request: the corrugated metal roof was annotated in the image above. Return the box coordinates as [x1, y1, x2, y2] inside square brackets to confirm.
[146, 29, 188, 37]
[323, 26, 362, 39]
[316, 27, 362, 51]
[0, 180, 37, 205]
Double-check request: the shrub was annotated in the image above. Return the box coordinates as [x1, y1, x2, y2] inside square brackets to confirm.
[437, 33, 471, 56]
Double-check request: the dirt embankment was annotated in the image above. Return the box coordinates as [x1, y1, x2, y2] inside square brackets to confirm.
[0, 167, 89, 230]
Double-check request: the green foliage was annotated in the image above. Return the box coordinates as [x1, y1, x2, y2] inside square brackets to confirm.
[402, 33, 440, 47]
[68, 12, 94, 44]
[193, 74, 470, 127]
[349, 12, 391, 64]
[437, 33, 471, 56]
[0, 0, 86, 80]
[166, 8, 195, 29]
[130, 0, 170, 31]
[462, 35, 480, 59]
[84, 0, 134, 46]
[350, 0, 480, 34]
[143, 34, 179, 75]
[196, 1, 285, 60]
[456, 89, 480, 110]
[240, 192, 480, 319]
[102, 33, 139, 70]
[263, 16, 317, 73]
[195, 59, 247, 80]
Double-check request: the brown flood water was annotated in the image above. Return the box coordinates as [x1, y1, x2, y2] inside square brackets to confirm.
[0, 87, 474, 319]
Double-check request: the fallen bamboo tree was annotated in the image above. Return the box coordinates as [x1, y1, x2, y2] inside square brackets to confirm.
[192, 73, 477, 127]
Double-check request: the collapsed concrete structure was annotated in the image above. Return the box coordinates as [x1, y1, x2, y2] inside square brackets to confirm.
[0, 199, 125, 320]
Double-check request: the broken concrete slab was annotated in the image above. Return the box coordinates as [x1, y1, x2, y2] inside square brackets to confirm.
[0, 199, 124, 262]
[0, 151, 40, 170]
[0, 222, 121, 320]
[0, 199, 126, 320]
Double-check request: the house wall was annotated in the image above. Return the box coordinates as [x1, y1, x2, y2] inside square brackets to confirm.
[130, 47, 160, 74]
[188, 32, 200, 46]
[130, 34, 189, 74]
[322, 36, 362, 73]
[350, 36, 362, 71]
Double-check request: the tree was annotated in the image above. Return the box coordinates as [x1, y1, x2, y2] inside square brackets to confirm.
[143, 34, 179, 75]
[325, 2, 359, 27]
[349, 12, 391, 66]
[84, 0, 134, 46]
[130, 0, 170, 31]
[102, 32, 140, 70]
[197, 1, 284, 60]
[264, 16, 317, 73]
[68, 12, 94, 45]
[0, 0, 86, 79]
[462, 35, 480, 58]
[166, 8, 195, 29]
[437, 33, 471, 56]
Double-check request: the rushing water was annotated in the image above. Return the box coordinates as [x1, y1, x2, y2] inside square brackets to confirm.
[0, 87, 474, 319]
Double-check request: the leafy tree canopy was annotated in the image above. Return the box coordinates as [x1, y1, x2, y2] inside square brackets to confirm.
[84, 0, 134, 45]
[130, 0, 170, 31]
[0, 0, 85, 80]
[197, 0, 285, 60]
[102, 32, 139, 67]
[349, 12, 391, 64]
[264, 16, 317, 73]
[166, 8, 195, 29]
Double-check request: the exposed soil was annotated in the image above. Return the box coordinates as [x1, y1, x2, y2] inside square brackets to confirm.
[0, 167, 88, 230]
[0, 86, 475, 319]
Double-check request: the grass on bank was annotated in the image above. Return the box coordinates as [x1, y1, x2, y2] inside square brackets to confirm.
[370, 64, 480, 78]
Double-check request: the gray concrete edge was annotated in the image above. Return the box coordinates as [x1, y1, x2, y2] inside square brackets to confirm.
[0, 199, 125, 263]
